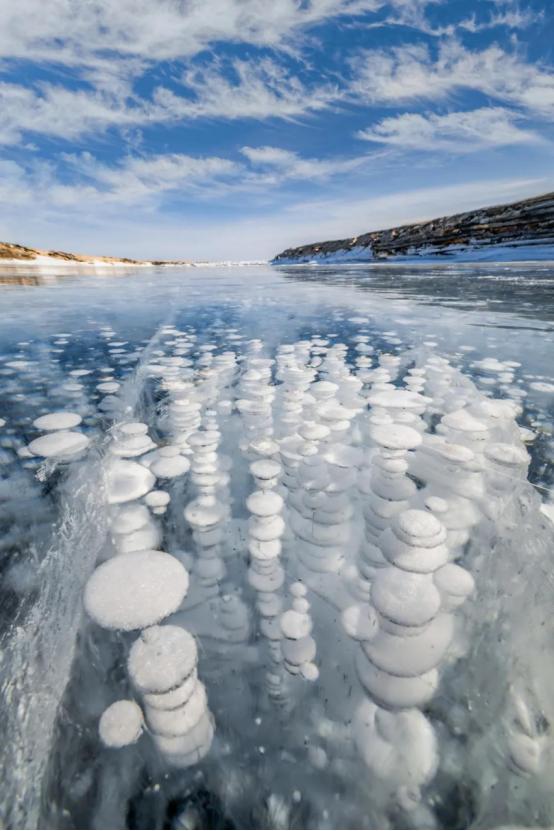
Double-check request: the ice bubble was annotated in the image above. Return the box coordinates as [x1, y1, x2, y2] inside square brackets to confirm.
[484, 442, 529, 467]
[28, 430, 90, 459]
[342, 604, 379, 641]
[300, 662, 319, 681]
[152, 711, 214, 765]
[372, 568, 441, 628]
[370, 424, 422, 451]
[150, 454, 190, 479]
[280, 609, 312, 639]
[114, 523, 162, 554]
[356, 653, 439, 709]
[363, 613, 454, 677]
[355, 701, 438, 787]
[146, 683, 207, 736]
[118, 422, 149, 436]
[250, 459, 281, 483]
[32, 411, 82, 431]
[144, 671, 198, 711]
[144, 490, 170, 508]
[441, 409, 487, 434]
[128, 625, 197, 693]
[99, 700, 143, 748]
[111, 504, 151, 534]
[246, 490, 284, 518]
[105, 459, 155, 504]
[84, 550, 189, 631]
[434, 563, 475, 609]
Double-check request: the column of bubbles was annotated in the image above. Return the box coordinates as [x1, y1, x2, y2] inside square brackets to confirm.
[483, 441, 530, 519]
[352, 508, 474, 818]
[184, 419, 227, 599]
[83, 546, 196, 757]
[104, 422, 161, 556]
[355, 423, 422, 606]
[246, 477, 286, 701]
[280, 581, 319, 681]
[424, 355, 468, 415]
[291, 421, 348, 576]
[236, 347, 275, 454]
[276, 358, 315, 440]
[211, 350, 239, 423]
[127, 625, 215, 768]
[411, 436, 482, 557]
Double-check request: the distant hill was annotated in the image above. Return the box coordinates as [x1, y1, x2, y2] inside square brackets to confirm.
[0, 241, 189, 267]
[272, 191, 554, 264]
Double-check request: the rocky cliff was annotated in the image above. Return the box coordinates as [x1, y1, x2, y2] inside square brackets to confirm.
[272, 191, 554, 264]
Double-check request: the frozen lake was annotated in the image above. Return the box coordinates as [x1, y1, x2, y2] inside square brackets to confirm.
[0, 261, 553, 829]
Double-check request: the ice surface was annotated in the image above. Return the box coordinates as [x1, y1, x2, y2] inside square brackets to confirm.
[0, 263, 553, 830]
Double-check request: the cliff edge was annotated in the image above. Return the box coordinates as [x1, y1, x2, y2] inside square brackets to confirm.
[272, 191, 554, 264]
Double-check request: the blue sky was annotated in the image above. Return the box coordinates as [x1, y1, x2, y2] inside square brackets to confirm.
[0, 0, 553, 260]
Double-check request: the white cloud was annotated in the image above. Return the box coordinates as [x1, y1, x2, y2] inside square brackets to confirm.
[357, 107, 542, 150]
[0, 144, 378, 214]
[0, 80, 153, 145]
[349, 41, 554, 116]
[0, 56, 342, 146]
[2, 173, 551, 260]
[158, 58, 340, 121]
[457, 7, 542, 33]
[240, 145, 374, 181]
[0, 152, 240, 214]
[0, 0, 383, 67]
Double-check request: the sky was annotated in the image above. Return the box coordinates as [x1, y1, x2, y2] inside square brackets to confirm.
[0, 0, 553, 261]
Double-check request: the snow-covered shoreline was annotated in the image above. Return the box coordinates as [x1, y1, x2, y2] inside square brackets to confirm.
[0, 256, 267, 269]
[272, 243, 554, 266]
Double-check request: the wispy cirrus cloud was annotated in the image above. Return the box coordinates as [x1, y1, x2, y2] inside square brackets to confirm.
[357, 106, 543, 151]
[0, 0, 385, 67]
[0, 144, 381, 214]
[240, 145, 375, 182]
[349, 41, 554, 116]
[0, 57, 342, 146]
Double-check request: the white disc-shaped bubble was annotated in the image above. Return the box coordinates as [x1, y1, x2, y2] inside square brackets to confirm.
[119, 422, 148, 436]
[146, 682, 207, 737]
[99, 700, 143, 748]
[128, 625, 197, 693]
[105, 459, 155, 504]
[354, 700, 438, 788]
[356, 652, 439, 709]
[280, 609, 312, 639]
[28, 430, 89, 458]
[150, 455, 190, 479]
[362, 613, 454, 677]
[371, 567, 441, 628]
[247, 490, 284, 518]
[111, 504, 151, 535]
[84, 550, 188, 631]
[370, 423, 422, 451]
[153, 710, 214, 764]
[144, 670, 198, 711]
[33, 411, 82, 431]
[145, 490, 171, 508]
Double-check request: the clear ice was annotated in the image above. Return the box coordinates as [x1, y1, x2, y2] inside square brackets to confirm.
[0, 268, 553, 830]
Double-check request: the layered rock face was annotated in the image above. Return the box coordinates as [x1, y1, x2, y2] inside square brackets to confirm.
[272, 191, 554, 264]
